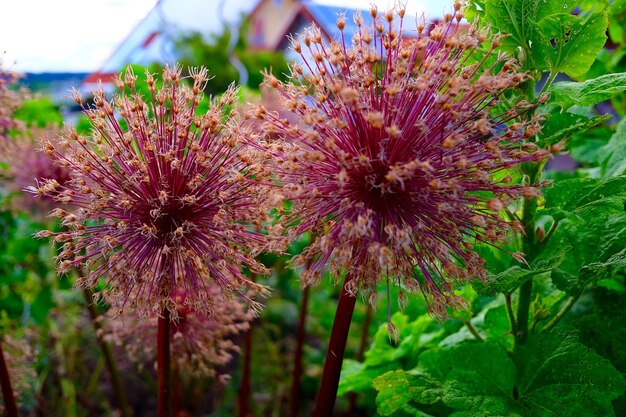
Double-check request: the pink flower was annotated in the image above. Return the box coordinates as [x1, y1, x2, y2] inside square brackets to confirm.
[105, 288, 253, 379]
[255, 5, 547, 318]
[32, 66, 277, 317]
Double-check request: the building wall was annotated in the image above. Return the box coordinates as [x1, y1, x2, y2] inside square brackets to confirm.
[250, 0, 301, 50]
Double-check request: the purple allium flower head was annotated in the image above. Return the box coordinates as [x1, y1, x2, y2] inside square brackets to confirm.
[31, 66, 278, 317]
[254, 5, 548, 318]
[0, 60, 24, 136]
[1, 127, 72, 216]
[106, 287, 253, 379]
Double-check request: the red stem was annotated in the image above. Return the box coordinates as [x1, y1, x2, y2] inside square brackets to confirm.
[290, 286, 311, 417]
[0, 339, 18, 417]
[313, 274, 357, 417]
[157, 309, 172, 417]
[238, 323, 253, 417]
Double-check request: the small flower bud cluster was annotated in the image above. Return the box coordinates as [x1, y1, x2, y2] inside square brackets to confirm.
[254, 7, 548, 318]
[105, 288, 253, 379]
[32, 66, 279, 317]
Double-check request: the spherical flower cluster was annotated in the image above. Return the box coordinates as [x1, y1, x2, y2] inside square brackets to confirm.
[105, 288, 253, 379]
[32, 66, 278, 316]
[0, 61, 24, 136]
[0, 127, 72, 215]
[254, 5, 547, 317]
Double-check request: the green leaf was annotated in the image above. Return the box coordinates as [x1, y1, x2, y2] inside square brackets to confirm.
[533, 11, 608, 78]
[474, 247, 569, 295]
[483, 305, 515, 349]
[517, 328, 626, 417]
[373, 370, 443, 416]
[418, 342, 519, 414]
[484, 0, 540, 53]
[548, 72, 626, 109]
[544, 176, 626, 215]
[600, 116, 626, 177]
[338, 360, 397, 396]
[536, 112, 610, 147]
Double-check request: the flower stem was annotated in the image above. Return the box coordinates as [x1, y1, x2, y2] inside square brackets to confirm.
[157, 308, 172, 417]
[0, 338, 18, 417]
[238, 320, 253, 417]
[542, 296, 576, 333]
[313, 274, 357, 417]
[290, 286, 310, 417]
[82, 288, 132, 417]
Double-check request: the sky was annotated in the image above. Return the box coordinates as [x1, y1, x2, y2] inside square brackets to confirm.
[0, 0, 446, 73]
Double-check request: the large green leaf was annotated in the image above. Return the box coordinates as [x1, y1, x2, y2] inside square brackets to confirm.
[549, 72, 626, 109]
[600, 116, 626, 177]
[483, 1, 607, 78]
[373, 370, 443, 416]
[536, 112, 610, 147]
[544, 176, 626, 215]
[418, 342, 519, 415]
[533, 11, 608, 78]
[517, 328, 626, 416]
[474, 247, 569, 296]
[484, 0, 542, 53]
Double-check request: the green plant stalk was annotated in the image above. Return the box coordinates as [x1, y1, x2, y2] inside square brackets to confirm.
[82, 288, 132, 417]
[515, 165, 540, 346]
[505, 293, 517, 335]
[464, 320, 485, 342]
[542, 296, 577, 333]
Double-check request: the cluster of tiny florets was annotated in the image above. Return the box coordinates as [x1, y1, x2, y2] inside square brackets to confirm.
[105, 288, 253, 380]
[0, 61, 24, 136]
[253, 4, 548, 317]
[0, 127, 72, 215]
[32, 66, 279, 317]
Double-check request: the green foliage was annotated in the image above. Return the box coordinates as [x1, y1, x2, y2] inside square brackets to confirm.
[175, 20, 289, 94]
[373, 330, 625, 417]
[532, 10, 608, 78]
[516, 328, 626, 416]
[536, 111, 610, 147]
[13, 97, 63, 128]
[474, 248, 569, 296]
[480, 0, 608, 78]
[373, 370, 443, 416]
[599, 116, 626, 177]
[548, 72, 626, 109]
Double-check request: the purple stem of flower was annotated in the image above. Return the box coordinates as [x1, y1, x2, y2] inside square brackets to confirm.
[0, 338, 18, 417]
[238, 321, 252, 417]
[157, 309, 172, 417]
[313, 274, 357, 417]
[290, 286, 310, 417]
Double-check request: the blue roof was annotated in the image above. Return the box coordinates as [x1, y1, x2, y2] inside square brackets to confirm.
[304, 3, 369, 41]
[303, 2, 408, 42]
